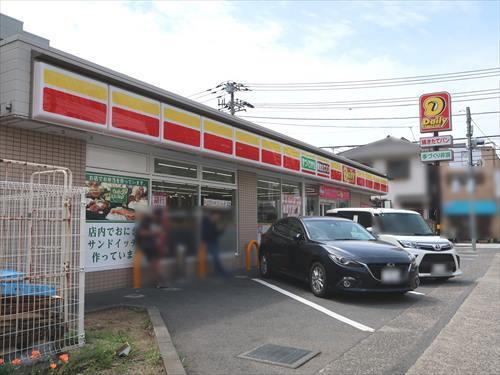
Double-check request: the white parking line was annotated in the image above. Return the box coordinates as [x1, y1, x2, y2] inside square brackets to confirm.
[407, 291, 425, 296]
[252, 278, 375, 332]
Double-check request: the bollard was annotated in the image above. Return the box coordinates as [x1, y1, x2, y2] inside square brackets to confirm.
[197, 243, 207, 278]
[245, 240, 259, 272]
[133, 249, 143, 289]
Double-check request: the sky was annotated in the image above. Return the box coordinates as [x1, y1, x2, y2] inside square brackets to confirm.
[1, 0, 499, 151]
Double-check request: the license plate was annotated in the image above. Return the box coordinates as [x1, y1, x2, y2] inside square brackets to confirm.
[381, 268, 401, 284]
[431, 263, 447, 275]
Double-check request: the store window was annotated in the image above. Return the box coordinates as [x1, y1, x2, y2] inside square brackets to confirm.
[154, 158, 198, 179]
[257, 177, 281, 240]
[201, 186, 237, 253]
[202, 167, 235, 184]
[282, 180, 302, 217]
[305, 183, 319, 216]
[151, 181, 198, 209]
[152, 181, 199, 257]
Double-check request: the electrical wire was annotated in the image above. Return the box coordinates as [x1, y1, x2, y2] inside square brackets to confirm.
[245, 67, 500, 87]
[252, 96, 500, 111]
[252, 89, 500, 107]
[252, 121, 415, 128]
[241, 110, 500, 122]
[245, 73, 500, 91]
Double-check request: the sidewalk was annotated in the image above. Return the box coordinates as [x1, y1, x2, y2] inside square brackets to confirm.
[406, 254, 500, 375]
[455, 243, 499, 249]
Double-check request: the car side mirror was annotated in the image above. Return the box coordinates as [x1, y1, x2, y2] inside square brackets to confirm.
[294, 233, 305, 242]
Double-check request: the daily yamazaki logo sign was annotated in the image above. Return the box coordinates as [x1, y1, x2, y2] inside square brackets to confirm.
[419, 92, 452, 133]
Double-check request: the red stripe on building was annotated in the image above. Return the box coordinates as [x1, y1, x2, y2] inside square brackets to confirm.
[365, 180, 373, 189]
[283, 156, 300, 171]
[204, 133, 233, 154]
[374, 182, 381, 190]
[318, 172, 329, 178]
[262, 149, 282, 166]
[381, 184, 388, 192]
[43, 87, 107, 125]
[331, 170, 342, 181]
[112, 107, 159, 137]
[236, 142, 259, 161]
[356, 177, 365, 187]
[164, 121, 200, 147]
[302, 169, 316, 175]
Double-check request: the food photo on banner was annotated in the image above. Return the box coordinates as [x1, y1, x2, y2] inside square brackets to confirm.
[85, 172, 149, 271]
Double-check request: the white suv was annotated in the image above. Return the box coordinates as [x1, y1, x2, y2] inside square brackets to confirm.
[326, 208, 462, 279]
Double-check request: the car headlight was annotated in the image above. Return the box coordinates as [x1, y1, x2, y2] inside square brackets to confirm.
[399, 240, 418, 249]
[328, 253, 363, 268]
[408, 254, 418, 270]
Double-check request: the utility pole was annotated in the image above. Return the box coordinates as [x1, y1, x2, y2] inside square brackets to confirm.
[466, 107, 477, 251]
[217, 81, 254, 115]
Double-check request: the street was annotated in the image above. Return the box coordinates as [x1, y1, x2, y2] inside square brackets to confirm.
[86, 246, 499, 375]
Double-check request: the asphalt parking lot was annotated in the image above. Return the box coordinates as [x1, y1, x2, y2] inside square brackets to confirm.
[86, 246, 499, 374]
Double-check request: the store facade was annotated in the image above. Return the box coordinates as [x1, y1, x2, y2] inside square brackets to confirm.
[0, 22, 389, 292]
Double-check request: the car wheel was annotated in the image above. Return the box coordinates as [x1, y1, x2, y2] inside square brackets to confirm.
[310, 262, 328, 297]
[259, 253, 272, 278]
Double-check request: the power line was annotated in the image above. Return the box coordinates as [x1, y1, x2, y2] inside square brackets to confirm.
[253, 96, 500, 111]
[245, 73, 500, 91]
[241, 110, 500, 122]
[252, 88, 500, 106]
[253, 121, 415, 129]
[245, 67, 500, 87]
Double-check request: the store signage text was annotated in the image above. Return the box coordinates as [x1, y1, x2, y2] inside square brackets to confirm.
[420, 150, 454, 162]
[342, 166, 356, 184]
[86, 222, 136, 271]
[419, 92, 452, 133]
[319, 185, 350, 200]
[301, 156, 316, 173]
[316, 161, 330, 176]
[420, 135, 453, 148]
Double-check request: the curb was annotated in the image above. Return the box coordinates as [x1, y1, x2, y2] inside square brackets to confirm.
[148, 306, 187, 375]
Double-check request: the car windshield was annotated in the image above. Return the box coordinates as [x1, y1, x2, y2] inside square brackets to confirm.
[377, 213, 433, 235]
[303, 219, 376, 241]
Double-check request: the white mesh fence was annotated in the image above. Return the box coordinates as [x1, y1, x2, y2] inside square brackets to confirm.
[0, 159, 85, 362]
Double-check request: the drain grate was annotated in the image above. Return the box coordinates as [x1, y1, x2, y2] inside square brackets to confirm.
[238, 343, 320, 368]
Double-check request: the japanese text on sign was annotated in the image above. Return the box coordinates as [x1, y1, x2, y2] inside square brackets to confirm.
[420, 135, 453, 148]
[86, 222, 136, 271]
[420, 150, 454, 162]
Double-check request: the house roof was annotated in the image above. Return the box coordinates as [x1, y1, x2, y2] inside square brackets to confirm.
[340, 136, 420, 161]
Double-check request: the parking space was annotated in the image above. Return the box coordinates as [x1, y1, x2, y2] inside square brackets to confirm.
[86, 247, 497, 375]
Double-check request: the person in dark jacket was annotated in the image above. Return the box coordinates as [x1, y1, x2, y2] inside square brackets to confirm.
[201, 209, 228, 277]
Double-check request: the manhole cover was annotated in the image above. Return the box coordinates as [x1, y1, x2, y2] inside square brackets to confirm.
[238, 343, 320, 368]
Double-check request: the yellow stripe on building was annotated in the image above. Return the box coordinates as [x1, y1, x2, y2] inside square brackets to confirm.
[203, 119, 233, 138]
[283, 146, 300, 158]
[44, 69, 107, 101]
[302, 152, 316, 160]
[261, 139, 282, 153]
[331, 161, 341, 171]
[235, 130, 260, 146]
[164, 107, 200, 129]
[112, 91, 160, 116]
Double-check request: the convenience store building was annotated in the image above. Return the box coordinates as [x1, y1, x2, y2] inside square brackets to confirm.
[0, 14, 388, 293]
